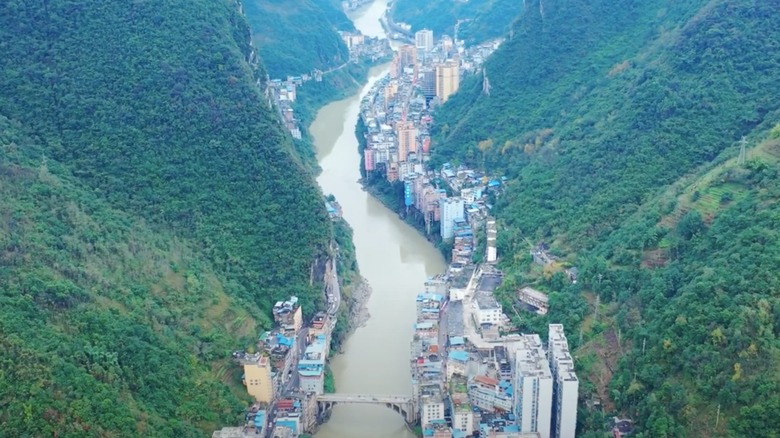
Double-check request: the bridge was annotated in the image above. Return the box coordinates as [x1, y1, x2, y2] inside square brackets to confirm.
[315, 394, 417, 425]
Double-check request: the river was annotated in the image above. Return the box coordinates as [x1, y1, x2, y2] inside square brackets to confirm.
[310, 1, 447, 437]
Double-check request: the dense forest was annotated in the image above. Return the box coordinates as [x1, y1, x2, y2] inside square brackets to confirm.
[242, 0, 352, 78]
[390, 0, 521, 44]
[429, 0, 780, 436]
[0, 0, 333, 435]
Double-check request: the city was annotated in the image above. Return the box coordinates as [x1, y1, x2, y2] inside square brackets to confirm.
[213, 26, 585, 438]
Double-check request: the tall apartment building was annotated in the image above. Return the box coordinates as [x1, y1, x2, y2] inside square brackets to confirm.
[415, 28, 434, 52]
[420, 67, 436, 102]
[242, 354, 275, 403]
[396, 120, 417, 162]
[435, 60, 459, 103]
[399, 45, 418, 79]
[548, 325, 579, 438]
[439, 197, 465, 239]
[514, 334, 553, 438]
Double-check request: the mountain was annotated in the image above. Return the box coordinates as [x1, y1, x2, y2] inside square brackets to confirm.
[390, 0, 522, 44]
[242, 0, 352, 78]
[0, 0, 332, 435]
[429, 0, 780, 435]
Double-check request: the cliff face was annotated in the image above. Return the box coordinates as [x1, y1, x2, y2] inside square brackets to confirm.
[0, 0, 333, 435]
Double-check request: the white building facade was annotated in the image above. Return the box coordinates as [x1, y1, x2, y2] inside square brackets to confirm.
[415, 29, 434, 52]
[549, 324, 579, 438]
[440, 197, 465, 239]
[514, 335, 553, 438]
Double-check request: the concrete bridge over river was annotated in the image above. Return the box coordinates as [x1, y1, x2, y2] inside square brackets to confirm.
[315, 393, 417, 425]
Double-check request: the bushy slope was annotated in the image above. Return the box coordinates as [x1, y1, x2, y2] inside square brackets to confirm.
[391, 0, 521, 44]
[242, 0, 352, 77]
[0, 0, 331, 315]
[0, 1, 335, 434]
[433, 0, 780, 250]
[427, 0, 780, 435]
[0, 116, 259, 435]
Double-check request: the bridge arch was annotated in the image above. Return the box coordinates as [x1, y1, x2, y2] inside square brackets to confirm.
[315, 393, 417, 426]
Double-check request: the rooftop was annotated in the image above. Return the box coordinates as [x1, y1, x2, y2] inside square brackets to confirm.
[476, 292, 500, 310]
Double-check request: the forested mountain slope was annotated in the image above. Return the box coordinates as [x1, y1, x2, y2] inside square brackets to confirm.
[427, 0, 780, 436]
[433, 0, 780, 250]
[0, 0, 332, 435]
[242, 0, 352, 77]
[391, 0, 521, 44]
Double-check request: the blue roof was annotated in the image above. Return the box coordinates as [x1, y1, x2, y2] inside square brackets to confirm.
[450, 336, 465, 345]
[417, 293, 444, 302]
[416, 322, 434, 330]
[453, 430, 467, 438]
[449, 351, 469, 362]
[505, 425, 520, 432]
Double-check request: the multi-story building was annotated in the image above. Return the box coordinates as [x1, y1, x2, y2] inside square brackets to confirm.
[241, 354, 275, 403]
[514, 335, 553, 438]
[273, 296, 302, 335]
[448, 392, 474, 435]
[396, 120, 417, 162]
[415, 29, 434, 52]
[548, 325, 578, 438]
[420, 67, 436, 102]
[469, 375, 513, 412]
[298, 335, 327, 394]
[421, 394, 446, 428]
[440, 197, 465, 239]
[399, 45, 418, 79]
[435, 60, 459, 103]
[476, 292, 502, 325]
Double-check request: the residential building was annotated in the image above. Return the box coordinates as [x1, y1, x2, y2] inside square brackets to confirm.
[298, 335, 327, 394]
[420, 67, 436, 102]
[517, 287, 549, 315]
[447, 350, 469, 379]
[450, 393, 474, 434]
[241, 354, 274, 403]
[440, 197, 465, 239]
[415, 28, 434, 52]
[475, 292, 502, 325]
[514, 335, 553, 438]
[548, 325, 578, 438]
[397, 120, 417, 162]
[421, 395, 446, 428]
[399, 44, 418, 78]
[436, 60, 459, 103]
[469, 375, 513, 412]
[273, 296, 302, 335]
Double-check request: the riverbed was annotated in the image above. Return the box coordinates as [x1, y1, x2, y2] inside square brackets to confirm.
[310, 1, 446, 437]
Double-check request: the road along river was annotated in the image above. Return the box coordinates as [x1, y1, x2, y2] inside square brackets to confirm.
[310, 1, 446, 437]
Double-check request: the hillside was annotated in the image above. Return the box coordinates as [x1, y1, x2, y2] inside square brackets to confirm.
[427, 0, 780, 436]
[391, 0, 521, 44]
[0, 0, 333, 435]
[242, 0, 352, 78]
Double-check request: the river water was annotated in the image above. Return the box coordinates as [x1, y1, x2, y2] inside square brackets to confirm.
[311, 1, 446, 437]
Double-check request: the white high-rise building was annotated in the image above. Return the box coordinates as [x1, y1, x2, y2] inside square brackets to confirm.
[415, 29, 434, 52]
[439, 197, 465, 239]
[421, 395, 445, 428]
[549, 324, 579, 438]
[514, 334, 553, 438]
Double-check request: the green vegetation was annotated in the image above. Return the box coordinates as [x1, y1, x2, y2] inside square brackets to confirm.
[324, 365, 336, 393]
[391, 0, 521, 44]
[243, 0, 352, 78]
[427, 0, 780, 435]
[0, 0, 336, 435]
